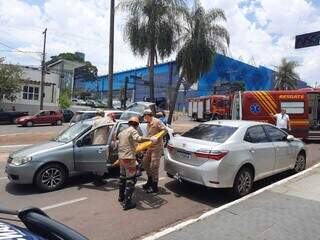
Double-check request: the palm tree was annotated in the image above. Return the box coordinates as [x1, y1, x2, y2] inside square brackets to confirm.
[119, 0, 186, 103]
[274, 58, 300, 90]
[167, 1, 230, 124]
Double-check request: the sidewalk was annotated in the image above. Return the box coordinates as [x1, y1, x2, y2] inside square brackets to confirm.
[151, 164, 320, 240]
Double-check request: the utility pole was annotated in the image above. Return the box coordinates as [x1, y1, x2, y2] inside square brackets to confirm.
[40, 28, 47, 110]
[107, 0, 115, 109]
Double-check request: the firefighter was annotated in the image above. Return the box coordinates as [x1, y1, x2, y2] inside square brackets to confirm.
[92, 109, 113, 145]
[117, 116, 156, 210]
[142, 109, 167, 193]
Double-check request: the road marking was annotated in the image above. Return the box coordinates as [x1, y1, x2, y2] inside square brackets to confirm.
[0, 133, 27, 137]
[0, 177, 7, 181]
[143, 163, 320, 240]
[136, 177, 166, 187]
[41, 197, 88, 211]
[0, 144, 31, 148]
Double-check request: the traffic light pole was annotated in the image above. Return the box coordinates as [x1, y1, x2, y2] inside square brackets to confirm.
[40, 28, 47, 110]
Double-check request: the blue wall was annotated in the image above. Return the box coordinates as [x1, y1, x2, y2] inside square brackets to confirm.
[76, 53, 275, 109]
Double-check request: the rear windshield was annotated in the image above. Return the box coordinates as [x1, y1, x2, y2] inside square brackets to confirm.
[182, 124, 238, 143]
[71, 112, 96, 123]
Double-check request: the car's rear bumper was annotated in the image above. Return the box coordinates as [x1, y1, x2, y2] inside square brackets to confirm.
[164, 149, 233, 188]
[5, 163, 37, 184]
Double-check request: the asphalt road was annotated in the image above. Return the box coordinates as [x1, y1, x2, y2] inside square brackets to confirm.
[0, 122, 68, 135]
[0, 143, 319, 240]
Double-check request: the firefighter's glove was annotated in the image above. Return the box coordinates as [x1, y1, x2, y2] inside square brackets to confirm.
[150, 136, 158, 143]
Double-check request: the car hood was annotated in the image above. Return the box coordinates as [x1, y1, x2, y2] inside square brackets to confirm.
[10, 141, 66, 158]
[18, 115, 33, 120]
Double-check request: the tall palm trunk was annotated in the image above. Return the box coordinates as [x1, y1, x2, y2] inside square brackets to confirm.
[148, 46, 155, 103]
[167, 76, 183, 124]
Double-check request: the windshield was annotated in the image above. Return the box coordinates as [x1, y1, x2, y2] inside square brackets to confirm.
[55, 122, 92, 142]
[120, 111, 141, 120]
[182, 124, 238, 143]
[126, 103, 146, 113]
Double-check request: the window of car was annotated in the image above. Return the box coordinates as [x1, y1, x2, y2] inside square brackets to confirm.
[55, 123, 92, 143]
[244, 126, 270, 143]
[116, 123, 143, 137]
[182, 124, 238, 143]
[114, 112, 122, 119]
[263, 125, 287, 142]
[50, 111, 56, 115]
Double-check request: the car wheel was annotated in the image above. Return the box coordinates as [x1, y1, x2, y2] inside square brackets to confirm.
[166, 172, 174, 178]
[232, 167, 253, 198]
[293, 152, 306, 173]
[26, 121, 33, 127]
[35, 164, 67, 192]
[56, 120, 62, 125]
[12, 118, 18, 124]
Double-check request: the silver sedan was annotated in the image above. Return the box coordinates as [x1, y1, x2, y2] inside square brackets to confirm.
[164, 120, 306, 197]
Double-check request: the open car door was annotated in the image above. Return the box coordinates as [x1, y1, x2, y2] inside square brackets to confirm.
[73, 124, 113, 173]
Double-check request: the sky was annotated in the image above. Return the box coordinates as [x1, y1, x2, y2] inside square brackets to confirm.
[0, 0, 319, 86]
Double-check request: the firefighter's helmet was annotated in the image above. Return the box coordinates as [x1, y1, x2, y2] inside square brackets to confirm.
[128, 116, 140, 126]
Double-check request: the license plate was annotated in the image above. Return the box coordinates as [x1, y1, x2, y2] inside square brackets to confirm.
[178, 151, 191, 159]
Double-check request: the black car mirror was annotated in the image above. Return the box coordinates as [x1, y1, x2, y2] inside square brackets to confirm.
[76, 139, 83, 147]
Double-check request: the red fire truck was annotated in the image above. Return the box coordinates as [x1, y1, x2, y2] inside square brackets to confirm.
[188, 95, 230, 121]
[231, 88, 320, 140]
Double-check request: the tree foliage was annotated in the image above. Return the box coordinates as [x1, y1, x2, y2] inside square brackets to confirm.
[58, 89, 71, 109]
[168, 1, 230, 123]
[274, 58, 300, 90]
[46, 52, 98, 80]
[119, 0, 186, 101]
[0, 57, 23, 102]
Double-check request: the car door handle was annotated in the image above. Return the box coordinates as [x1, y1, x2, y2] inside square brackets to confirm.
[97, 148, 105, 154]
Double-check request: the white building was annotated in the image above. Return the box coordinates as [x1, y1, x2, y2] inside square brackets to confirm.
[1, 65, 60, 114]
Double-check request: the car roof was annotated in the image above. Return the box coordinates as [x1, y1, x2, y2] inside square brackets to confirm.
[204, 120, 273, 128]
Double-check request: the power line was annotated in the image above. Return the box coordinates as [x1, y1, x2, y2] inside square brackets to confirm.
[0, 49, 41, 54]
[0, 40, 42, 60]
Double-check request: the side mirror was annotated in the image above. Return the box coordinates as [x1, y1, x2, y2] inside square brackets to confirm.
[287, 135, 295, 141]
[76, 139, 83, 147]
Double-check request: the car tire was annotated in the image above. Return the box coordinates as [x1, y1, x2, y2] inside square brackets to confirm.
[11, 118, 18, 124]
[293, 152, 306, 173]
[232, 167, 253, 198]
[26, 121, 33, 127]
[35, 163, 67, 192]
[56, 120, 63, 126]
[166, 172, 174, 178]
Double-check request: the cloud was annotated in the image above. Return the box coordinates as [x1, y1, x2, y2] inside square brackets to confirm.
[0, 0, 319, 86]
[200, 0, 320, 86]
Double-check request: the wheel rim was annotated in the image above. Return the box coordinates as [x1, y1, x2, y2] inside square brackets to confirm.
[237, 171, 252, 195]
[295, 155, 305, 172]
[41, 168, 62, 189]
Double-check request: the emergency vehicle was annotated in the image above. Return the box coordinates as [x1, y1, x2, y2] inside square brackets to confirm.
[188, 95, 230, 121]
[231, 88, 320, 140]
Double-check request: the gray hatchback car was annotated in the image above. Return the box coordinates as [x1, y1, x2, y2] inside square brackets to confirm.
[5, 120, 147, 192]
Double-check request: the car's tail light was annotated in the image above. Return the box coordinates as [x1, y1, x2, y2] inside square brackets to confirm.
[194, 150, 228, 160]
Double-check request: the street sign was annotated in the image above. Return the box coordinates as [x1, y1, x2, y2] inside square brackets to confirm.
[295, 31, 320, 49]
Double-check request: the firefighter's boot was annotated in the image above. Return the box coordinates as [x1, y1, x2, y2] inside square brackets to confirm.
[118, 177, 126, 202]
[123, 181, 136, 210]
[146, 181, 158, 194]
[143, 176, 152, 190]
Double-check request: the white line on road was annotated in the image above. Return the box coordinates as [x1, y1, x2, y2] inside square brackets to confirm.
[136, 177, 166, 187]
[143, 163, 320, 240]
[0, 177, 7, 181]
[0, 133, 27, 137]
[0, 144, 31, 148]
[41, 197, 88, 211]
